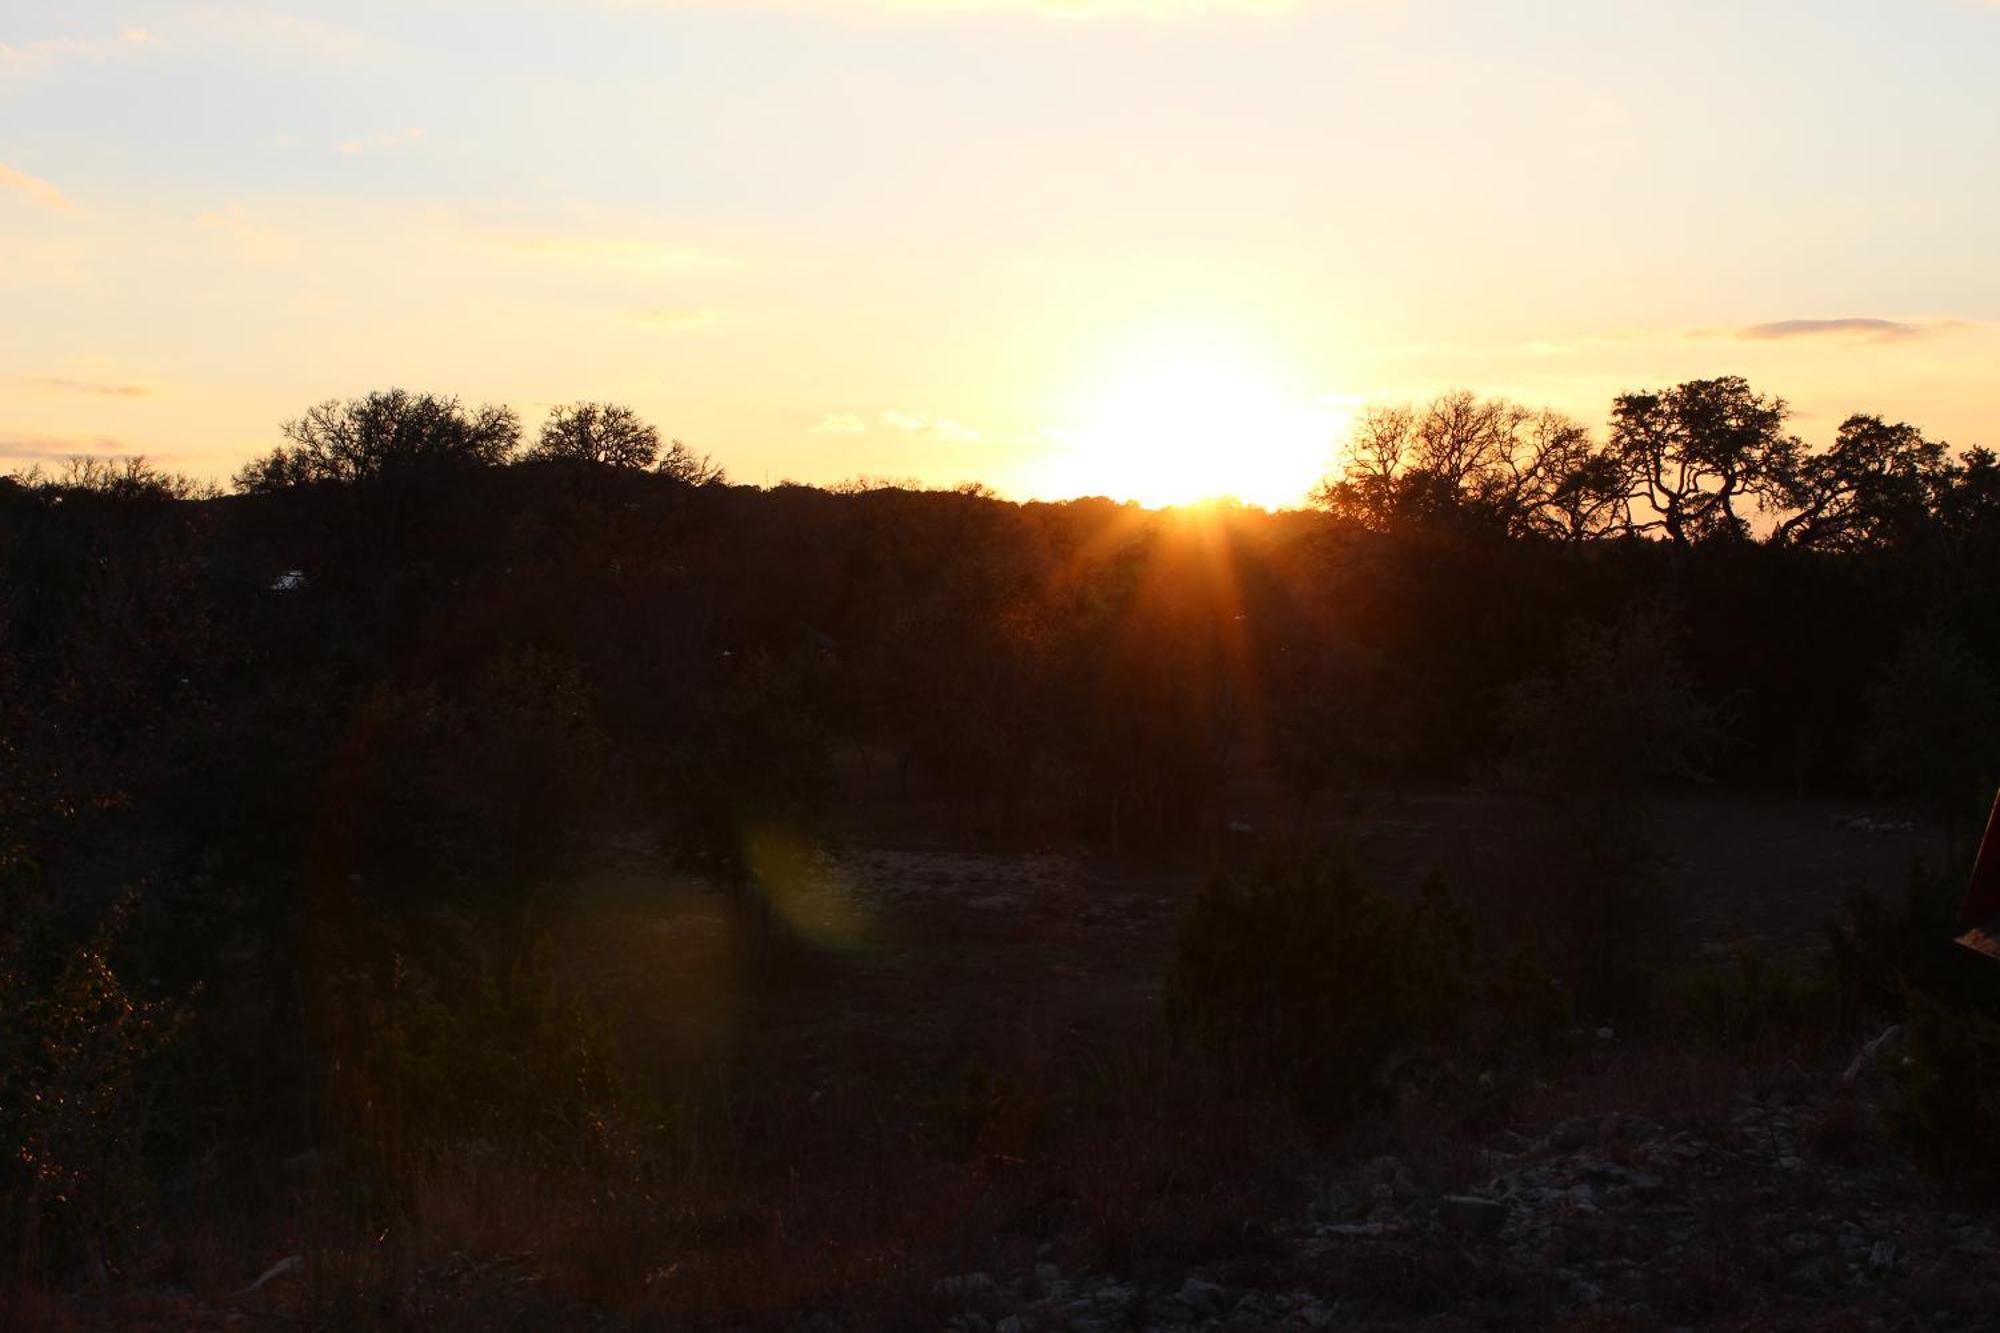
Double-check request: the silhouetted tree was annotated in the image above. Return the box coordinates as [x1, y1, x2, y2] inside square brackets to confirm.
[1608, 376, 1799, 545]
[1774, 415, 1954, 552]
[232, 389, 519, 492]
[1934, 446, 2000, 556]
[656, 438, 726, 487]
[528, 402, 661, 468]
[16, 456, 218, 503]
[1313, 393, 1617, 539]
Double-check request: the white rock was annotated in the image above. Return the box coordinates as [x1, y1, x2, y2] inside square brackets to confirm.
[241, 1254, 303, 1295]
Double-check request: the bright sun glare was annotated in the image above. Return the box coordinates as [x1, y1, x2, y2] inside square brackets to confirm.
[1044, 351, 1344, 509]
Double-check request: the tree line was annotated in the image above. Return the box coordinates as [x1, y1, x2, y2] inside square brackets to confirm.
[1316, 376, 1999, 553]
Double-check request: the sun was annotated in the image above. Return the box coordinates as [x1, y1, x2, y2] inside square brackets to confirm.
[1041, 349, 1343, 509]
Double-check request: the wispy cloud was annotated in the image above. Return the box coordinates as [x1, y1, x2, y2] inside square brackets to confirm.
[0, 432, 138, 464]
[1716, 317, 1971, 343]
[809, 413, 869, 435]
[36, 377, 151, 397]
[0, 27, 152, 77]
[875, 0, 1298, 12]
[0, 35, 99, 74]
[611, 0, 1297, 13]
[336, 127, 425, 156]
[196, 204, 299, 263]
[882, 409, 981, 440]
[0, 162, 81, 216]
[173, 8, 373, 58]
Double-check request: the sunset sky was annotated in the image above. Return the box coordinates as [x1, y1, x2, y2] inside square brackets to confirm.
[4, 0, 1998, 506]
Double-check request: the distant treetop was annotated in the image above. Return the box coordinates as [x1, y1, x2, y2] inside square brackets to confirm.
[11, 455, 219, 503]
[528, 402, 662, 469]
[233, 389, 520, 493]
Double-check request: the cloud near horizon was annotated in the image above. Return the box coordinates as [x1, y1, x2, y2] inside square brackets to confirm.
[0, 28, 153, 78]
[809, 413, 870, 435]
[0, 162, 82, 216]
[36, 377, 152, 398]
[609, 0, 1301, 16]
[336, 127, 425, 156]
[1724, 317, 1968, 343]
[196, 204, 300, 263]
[0, 432, 142, 465]
[881, 409, 981, 440]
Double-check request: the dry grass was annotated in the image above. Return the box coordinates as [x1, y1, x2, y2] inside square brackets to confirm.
[1509, 1045, 1752, 1133]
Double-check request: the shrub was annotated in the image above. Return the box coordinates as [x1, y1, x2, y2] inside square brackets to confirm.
[1894, 988, 2000, 1196]
[0, 893, 189, 1284]
[330, 649, 607, 909]
[314, 918, 626, 1200]
[1858, 627, 2000, 847]
[1165, 857, 1471, 1119]
[1682, 943, 1825, 1059]
[658, 648, 833, 889]
[1825, 864, 1969, 1036]
[1486, 936, 1572, 1047]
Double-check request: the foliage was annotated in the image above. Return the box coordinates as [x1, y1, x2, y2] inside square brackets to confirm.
[1505, 609, 1716, 803]
[332, 649, 608, 905]
[8, 371, 2000, 1304]
[1486, 936, 1573, 1047]
[657, 437, 727, 486]
[1165, 857, 1471, 1119]
[1682, 944, 1825, 1059]
[528, 401, 661, 469]
[1894, 987, 2000, 1197]
[1775, 415, 1955, 552]
[1313, 393, 1620, 539]
[1826, 865, 1977, 1035]
[232, 389, 519, 491]
[1607, 376, 1799, 545]
[1823, 873, 2000, 1194]
[658, 647, 833, 887]
[1857, 628, 2000, 840]
[1503, 609, 1711, 1028]
[9, 456, 219, 503]
[1270, 649, 1406, 813]
[314, 918, 626, 1190]
[0, 893, 189, 1283]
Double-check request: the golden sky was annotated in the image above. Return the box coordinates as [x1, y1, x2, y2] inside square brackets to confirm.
[4, 1, 1998, 506]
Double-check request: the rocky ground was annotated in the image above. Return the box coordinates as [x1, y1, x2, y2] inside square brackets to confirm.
[92, 1064, 2000, 1333]
[921, 1075, 2000, 1333]
[37, 797, 1992, 1332]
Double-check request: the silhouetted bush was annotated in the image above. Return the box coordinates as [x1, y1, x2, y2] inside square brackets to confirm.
[1504, 608, 1716, 803]
[1165, 857, 1471, 1119]
[1826, 865, 1969, 1036]
[1682, 944, 1826, 1059]
[1859, 628, 2000, 846]
[1503, 610, 1718, 1024]
[314, 917, 626, 1199]
[0, 893, 189, 1284]
[1895, 988, 2000, 1197]
[329, 649, 607, 907]
[659, 647, 833, 887]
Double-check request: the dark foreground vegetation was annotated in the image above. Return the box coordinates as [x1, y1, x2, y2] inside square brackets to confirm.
[4, 379, 2000, 1330]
